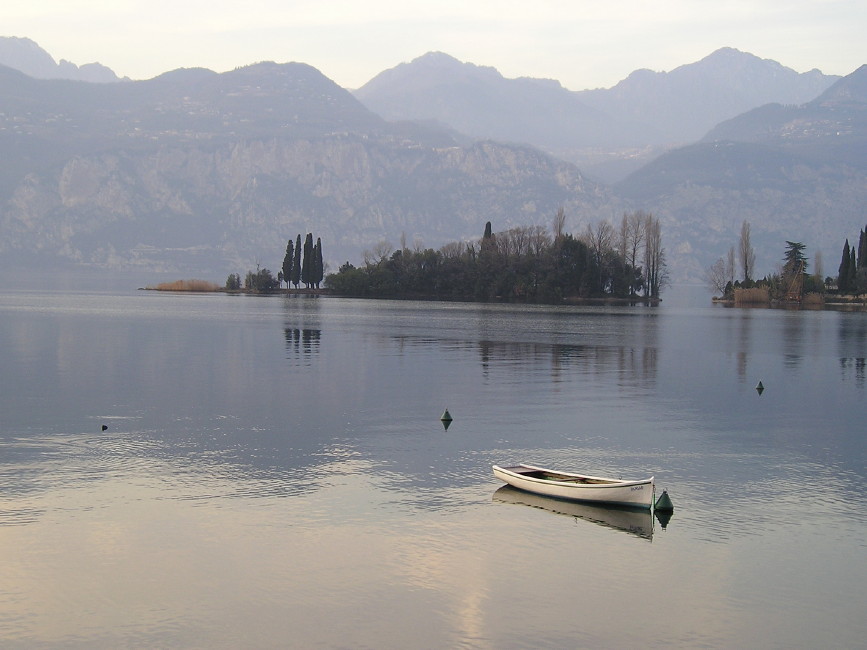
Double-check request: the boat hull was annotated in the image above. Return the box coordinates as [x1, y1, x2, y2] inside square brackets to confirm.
[492, 464, 654, 509]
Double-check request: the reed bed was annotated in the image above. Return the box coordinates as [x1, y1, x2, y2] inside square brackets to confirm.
[149, 279, 220, 292]
[802, 292, 825, 307]
[733, 287, 770, 305]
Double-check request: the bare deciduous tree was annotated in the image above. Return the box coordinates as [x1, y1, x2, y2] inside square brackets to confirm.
[439, 241, 464, 259]
[726, 246, 736, 287]
[627, 212, 647, 271]
[363, 240, 393, 266]
[553, 207, 566, 240]
[583, 220, 614, 266]
[528, 225, 551, 257]
[706, 257, 729, 296]
[644, 214, 667, 298]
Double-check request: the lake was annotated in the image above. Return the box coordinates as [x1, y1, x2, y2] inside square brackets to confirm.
[1, 287, 865, 648]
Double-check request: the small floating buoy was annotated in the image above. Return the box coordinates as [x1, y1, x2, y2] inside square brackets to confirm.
[655, 489, 674, 512]
[755, 381, 764, 395]
[101, 424, 108, 431]
[440, 409, 453, 431]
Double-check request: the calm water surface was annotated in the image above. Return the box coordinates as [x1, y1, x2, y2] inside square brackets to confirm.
[0, 287, 865, 648]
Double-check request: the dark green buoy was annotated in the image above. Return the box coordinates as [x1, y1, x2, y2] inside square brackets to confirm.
[755, 381, 764, 395]
[440, 409, 453, 431]
[655, 489, 674, 512]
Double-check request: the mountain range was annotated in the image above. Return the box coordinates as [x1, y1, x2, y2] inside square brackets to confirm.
[0, 36, 864, 284]
[355, 48, 837, 182]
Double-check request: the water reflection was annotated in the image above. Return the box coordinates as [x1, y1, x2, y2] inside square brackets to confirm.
[714, 306, 867, 388]
[284, 328, 321, 360]
[782, 311, 805, 368]
[736, 310, 752, 378]
[382, 334, 660, 389]
[477, 340, 658, 387]
[492, 485, 657, 541]
[838, 313, 867, 386]
[839, 357, 866, 385]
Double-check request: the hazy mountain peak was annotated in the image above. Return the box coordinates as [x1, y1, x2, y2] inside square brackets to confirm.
[0, 36, 55, 77]
[586, 48, 840, 146]
[411, 51, 498, 75]
[354, 50, 617, 154]
[0, 35, 124, 82]
[413, 51, 462, 67]
[696, 46, 771, 67]
[813, 63, 867, 105]
[358, 51, 503, 97]
[226, 60, 326, 80]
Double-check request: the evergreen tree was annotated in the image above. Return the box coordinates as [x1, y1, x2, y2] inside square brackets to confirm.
[313, 237, 324, 288]
[477, 221, 501, 299]
[301, 233, 314, 288]
[225, 273, 241, 290]
[282, 239, 294, 289]
[858, 226, 867, 269]
[850, 245, 857, 290]
[839, 239, 851, 292]
[783, 241, 807, 275]
[291, 234, 302, 288]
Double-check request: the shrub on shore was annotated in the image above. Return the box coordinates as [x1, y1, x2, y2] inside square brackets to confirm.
[149, 279, 220, 292]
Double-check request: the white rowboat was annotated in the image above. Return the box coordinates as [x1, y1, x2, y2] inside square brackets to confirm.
[492, 464, 655, 509]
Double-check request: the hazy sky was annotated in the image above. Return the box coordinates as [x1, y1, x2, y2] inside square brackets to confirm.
[5, 1, 865, 89]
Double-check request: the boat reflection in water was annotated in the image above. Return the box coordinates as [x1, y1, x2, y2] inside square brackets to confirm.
[493, 485, 672, 541]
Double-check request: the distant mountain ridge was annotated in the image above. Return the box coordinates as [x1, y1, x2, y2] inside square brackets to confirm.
[355, 48, 839, 182]
[355, 52, 621, 142]
[0, 36, 125, 82]
[578, 48, 834, 141]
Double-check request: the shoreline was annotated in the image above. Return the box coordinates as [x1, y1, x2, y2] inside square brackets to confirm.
[143, 285, 663, 306]
[712, 295, 867, 310]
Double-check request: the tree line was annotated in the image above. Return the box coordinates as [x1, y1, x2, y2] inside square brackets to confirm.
[326, 209, 667, 302]
[225, 233, 324, 292]
[706, 219, 867, 301]
[837, 224, 867, 294]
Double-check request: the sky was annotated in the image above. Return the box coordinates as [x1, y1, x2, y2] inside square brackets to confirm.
[4, 1, 866, 90]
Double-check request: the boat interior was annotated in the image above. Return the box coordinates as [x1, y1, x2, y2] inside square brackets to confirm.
[519, 469, 615, 484]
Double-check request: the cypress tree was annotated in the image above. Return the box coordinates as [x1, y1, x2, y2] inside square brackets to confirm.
[291, 234, 302, 288]
[839, 239, 851, 292]
[850, 245, 857, 289]
[858, 226, 867, 268]
[313, 237, 324, 288]
[301, 233, 313, 288]
[282, 239, 294, 289]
